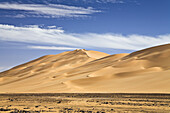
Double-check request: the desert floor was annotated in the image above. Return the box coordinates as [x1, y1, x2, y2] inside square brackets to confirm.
[0, 93, 170, 113]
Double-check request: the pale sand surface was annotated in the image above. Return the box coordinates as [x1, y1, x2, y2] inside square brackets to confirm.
[0, 44, 169, 93]
[0, 93, 170, 113]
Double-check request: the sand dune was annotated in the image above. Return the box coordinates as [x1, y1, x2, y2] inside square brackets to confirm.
[0, 44, 170, 93]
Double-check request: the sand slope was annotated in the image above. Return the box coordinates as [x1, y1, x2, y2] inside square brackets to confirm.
[0, 44, 170, 93]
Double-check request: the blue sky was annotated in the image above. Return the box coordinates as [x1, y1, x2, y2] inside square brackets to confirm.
[0, 0, 170, 72]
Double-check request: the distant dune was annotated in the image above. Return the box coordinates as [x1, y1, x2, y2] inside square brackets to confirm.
[0, 44, 170, 93]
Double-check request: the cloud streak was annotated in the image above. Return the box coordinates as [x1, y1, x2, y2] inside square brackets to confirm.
[28, 46, 80, 50]
[0, 24, 169, 50]
[0, 3, 100, 18]
[96, 0, 124, 3]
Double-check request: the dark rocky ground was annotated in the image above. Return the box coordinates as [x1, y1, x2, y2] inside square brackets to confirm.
[0, 93, 170, 113]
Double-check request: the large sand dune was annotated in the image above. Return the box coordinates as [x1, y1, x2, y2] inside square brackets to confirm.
[0, 44, 170, 93]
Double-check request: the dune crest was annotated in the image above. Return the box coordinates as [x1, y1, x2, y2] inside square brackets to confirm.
[0, 44, 170, 93]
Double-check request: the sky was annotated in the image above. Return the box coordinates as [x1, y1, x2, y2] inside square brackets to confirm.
[0, 0, 170, 72]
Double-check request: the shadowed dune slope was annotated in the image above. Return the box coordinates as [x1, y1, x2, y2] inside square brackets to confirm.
[0, 44, 170, 93]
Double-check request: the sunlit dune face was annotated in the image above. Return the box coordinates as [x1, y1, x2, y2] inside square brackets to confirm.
[0, 44, 170, 93]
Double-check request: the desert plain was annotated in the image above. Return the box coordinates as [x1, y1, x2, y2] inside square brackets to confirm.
[0, 93, 170, 113]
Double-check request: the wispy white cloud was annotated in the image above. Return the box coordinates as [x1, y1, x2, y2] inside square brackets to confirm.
[2, 0, 124, 4]
[24, 25, 40, 28]
[96, 0, 124, 3]
[47, 26, 57, 29]
[0, 3, 100, 18]
[0, 24, 169, 50]
[28, 46, 80, 50]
